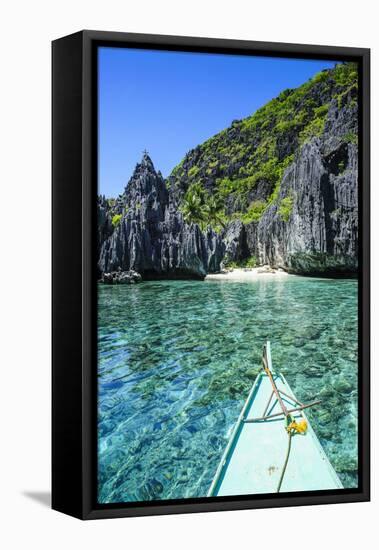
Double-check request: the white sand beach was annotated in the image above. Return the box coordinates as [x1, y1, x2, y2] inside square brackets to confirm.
[205, 266, 292, 281]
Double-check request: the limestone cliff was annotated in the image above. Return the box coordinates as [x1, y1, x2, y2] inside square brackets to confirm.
[98, 154, 224, 278]
[98, 62, 358, 278]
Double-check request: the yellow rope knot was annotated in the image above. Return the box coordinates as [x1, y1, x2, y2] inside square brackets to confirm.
[286, 419, 308, 434]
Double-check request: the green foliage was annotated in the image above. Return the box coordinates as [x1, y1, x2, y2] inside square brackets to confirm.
[245, 256, 257, 268]
[169, 62, 358, 224]
[278, 89, 293, 101]
[264, 157, 293, 206]
[335, 85, 357, 109]
[111, 214, 122, 227]
[332, 63, 358, 110]
[188, 165, 200, 179]
[180, 183, 225, 230]
[252, 158, 282, 186]
[241, 200, 267, 223]
[275, 119, 299, 133]
[299, 115, 327, 144]
[202, 194, 225, 229]
[333, 62, 358, 87]
[278, 195, 294, 222]
[314, 104, 329, 117]
[268, 181, 281, 205]
[343, 131, 358, 145]
[312, 70, 329, 84]
[180, 183, 204, 226]
[224, 256, 257, 269]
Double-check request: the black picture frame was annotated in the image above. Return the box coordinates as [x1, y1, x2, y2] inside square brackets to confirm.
[52, 30, 370, 520]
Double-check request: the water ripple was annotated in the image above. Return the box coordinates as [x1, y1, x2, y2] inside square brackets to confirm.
[98, 277, 358, 503]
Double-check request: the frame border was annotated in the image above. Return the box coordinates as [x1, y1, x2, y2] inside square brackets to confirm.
[52, 30, 370, 520]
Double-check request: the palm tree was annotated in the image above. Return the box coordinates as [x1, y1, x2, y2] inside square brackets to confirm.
[181, 184, 226, 231]
[203, 195, 226, 229]
[180, 186, 206, 226]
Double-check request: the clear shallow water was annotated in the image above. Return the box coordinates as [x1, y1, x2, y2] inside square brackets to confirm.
[98, 277, 358, 503]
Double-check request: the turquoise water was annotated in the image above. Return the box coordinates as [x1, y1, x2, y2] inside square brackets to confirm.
[98, 277, 358, 503]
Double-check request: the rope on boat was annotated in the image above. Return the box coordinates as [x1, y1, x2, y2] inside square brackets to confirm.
[277, 430, 293, 492]
[276, 418, 307, 492]
[261, 343, 309, 493]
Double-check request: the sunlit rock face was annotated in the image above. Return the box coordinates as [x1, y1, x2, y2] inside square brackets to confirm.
[248, 96, 358, 275]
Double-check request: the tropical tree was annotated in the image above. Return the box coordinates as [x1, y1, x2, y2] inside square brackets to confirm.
[202, 195, 226, 229]
[180, 184, 206, 226]
[181, 183, 226, 230]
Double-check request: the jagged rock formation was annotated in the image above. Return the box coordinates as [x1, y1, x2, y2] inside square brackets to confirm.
[98, 154, 224, 279]
[97, 195, 113, 251]
[222, 220, 249, 266]
[98, 63, 358, 278]
[246, 97, 358, 274]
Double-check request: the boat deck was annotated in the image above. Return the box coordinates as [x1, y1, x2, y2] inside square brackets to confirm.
[208, 354, 343, 496]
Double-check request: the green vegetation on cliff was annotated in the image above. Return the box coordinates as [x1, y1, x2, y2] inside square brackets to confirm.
[111, 213, 122, 227]
[278, 194, 294, 222]
[169, 62, 358, 229]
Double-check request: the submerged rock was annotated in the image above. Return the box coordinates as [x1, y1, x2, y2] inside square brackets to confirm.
[333, 377, 353, 394]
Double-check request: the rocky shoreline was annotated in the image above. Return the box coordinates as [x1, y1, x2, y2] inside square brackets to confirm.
[100, 269, 142, 285]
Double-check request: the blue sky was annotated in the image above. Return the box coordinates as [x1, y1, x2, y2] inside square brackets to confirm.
[98, 47, 337, 197]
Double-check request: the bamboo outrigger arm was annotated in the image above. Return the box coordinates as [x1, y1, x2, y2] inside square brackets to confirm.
[244, 400, 321, 423]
